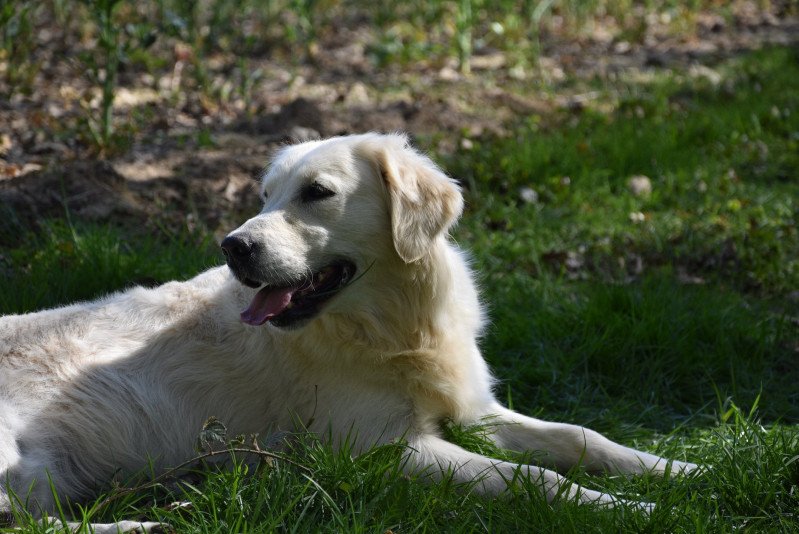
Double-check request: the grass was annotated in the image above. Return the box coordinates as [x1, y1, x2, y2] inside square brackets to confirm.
[1, 46, 798, 532]
[451, 47, 799, 294]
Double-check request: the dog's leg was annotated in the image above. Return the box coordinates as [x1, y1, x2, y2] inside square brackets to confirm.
[406, 434, 651, 511]
[482, 405, 697, 476]
[5, 520, 168, 533]
[0, 508, 171, 533]
[59, 520, 167, 533]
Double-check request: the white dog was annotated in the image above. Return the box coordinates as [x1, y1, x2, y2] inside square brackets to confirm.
[0, 133, 695, 531]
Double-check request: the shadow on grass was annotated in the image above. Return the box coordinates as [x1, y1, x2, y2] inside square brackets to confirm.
[481, 271, 798, 432]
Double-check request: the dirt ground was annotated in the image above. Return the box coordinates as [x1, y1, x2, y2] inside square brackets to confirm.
[1, 2, 797, 243]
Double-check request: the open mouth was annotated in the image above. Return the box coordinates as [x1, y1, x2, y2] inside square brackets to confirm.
[239, 261, 356, 328]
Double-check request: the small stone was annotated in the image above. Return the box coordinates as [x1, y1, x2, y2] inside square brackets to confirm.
[509, 64, 526, 80]
[438, 65, 460, 81]
[460, 138, 474, 150]
[344, 82, 370, 106]
[629, 211, 645, 223]
[287, 126, 320, 142]
[0, 134, 12, 156]
[628, 175, 652, 197]
[614, 41, 631, 54]
[519, 187, 538, 204]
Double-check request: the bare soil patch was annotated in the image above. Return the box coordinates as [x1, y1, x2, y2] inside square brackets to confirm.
[1, 2, 796, 243]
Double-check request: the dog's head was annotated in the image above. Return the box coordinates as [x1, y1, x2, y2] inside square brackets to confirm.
[222, 133, 463, 328]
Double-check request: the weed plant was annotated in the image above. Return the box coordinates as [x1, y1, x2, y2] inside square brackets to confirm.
[0, 0, 38, 97]
[78, 0, 157, 150]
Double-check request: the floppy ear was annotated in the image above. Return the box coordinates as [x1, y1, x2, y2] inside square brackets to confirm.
[362, 135, 464, 263]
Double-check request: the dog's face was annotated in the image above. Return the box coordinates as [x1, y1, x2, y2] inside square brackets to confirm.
[222, 133, 463, 328]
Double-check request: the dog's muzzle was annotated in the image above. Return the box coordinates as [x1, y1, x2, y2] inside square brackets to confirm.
[220, 234, 356, 328]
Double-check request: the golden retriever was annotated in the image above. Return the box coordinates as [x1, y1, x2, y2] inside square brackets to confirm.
[0, 133, 696, 532]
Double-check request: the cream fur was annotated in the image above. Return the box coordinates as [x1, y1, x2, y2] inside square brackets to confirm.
[0, 133, 696, 530]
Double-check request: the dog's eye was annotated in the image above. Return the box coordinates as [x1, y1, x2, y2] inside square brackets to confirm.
[301, 182, 335, 203]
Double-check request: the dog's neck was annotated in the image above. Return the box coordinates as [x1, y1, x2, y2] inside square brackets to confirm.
[272, 239, 491, 424]
[268, 238, 455, 351]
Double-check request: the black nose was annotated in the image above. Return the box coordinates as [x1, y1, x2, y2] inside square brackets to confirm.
[221, 235, 254, 261]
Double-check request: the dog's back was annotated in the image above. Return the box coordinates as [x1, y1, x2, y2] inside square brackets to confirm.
[0, 268, 255, 509]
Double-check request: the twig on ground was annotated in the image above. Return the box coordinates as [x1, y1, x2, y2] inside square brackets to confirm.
[95, 447, 311, 511]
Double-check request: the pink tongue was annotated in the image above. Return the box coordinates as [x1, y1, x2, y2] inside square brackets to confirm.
[240, 286, 297, 326]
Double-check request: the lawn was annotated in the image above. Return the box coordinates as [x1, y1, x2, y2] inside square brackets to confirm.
[1, 41, 797, 532]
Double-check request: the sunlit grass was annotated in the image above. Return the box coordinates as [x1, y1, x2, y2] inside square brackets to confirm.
[452, 47, 799, 294]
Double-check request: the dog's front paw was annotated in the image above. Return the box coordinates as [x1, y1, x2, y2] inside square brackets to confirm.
[672, 459, 704, 475]
[635, 501, 655, 515]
